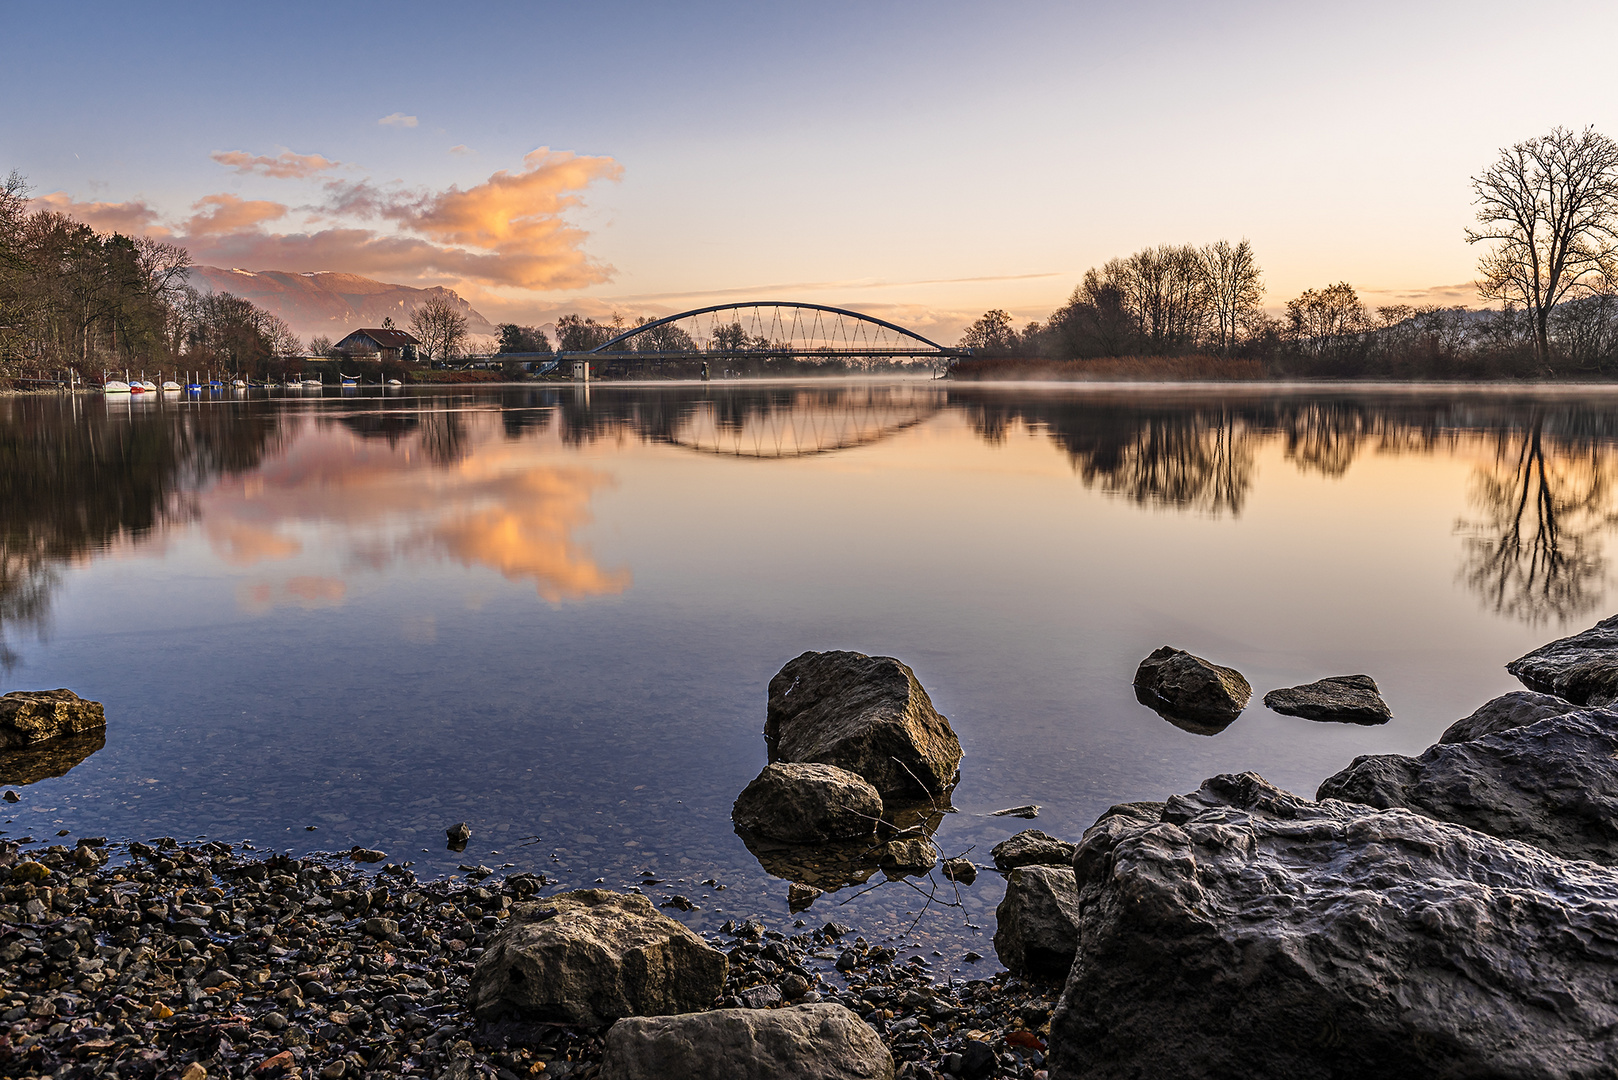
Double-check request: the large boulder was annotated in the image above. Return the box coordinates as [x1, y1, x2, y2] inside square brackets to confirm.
[1262, 674, 1391, 725]
[732, 763, 883, 843]
[1132, 647, 1250, 733]
[0, 690, 105, 749]
[1440, 690, 1581, 744]
[600, 1003, 893, 1080]
[469, 890, 727, 1026]
[990, 829, 1077, 872]
[1506, 613, 1618, 705]
[993, 865, 1081, 982]
[765, 651, 961, 798]
[1049, 772, 1618, 1079]
[1317, 708, 1618, 864]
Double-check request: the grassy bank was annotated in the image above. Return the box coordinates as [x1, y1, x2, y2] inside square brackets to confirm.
[950, 355, 1265, 381]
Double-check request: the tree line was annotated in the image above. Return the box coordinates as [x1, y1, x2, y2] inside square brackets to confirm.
[0, 171, 304, 380]
[962, 126, 1618, 378]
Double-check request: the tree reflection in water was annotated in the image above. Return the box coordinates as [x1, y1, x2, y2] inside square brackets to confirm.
[1457, 414, 1618, 626]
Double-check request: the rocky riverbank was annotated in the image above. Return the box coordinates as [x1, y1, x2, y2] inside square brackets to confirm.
[0, 837, 1054, 1080]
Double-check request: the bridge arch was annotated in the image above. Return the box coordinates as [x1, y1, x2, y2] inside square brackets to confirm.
[581, 301, 959, 360]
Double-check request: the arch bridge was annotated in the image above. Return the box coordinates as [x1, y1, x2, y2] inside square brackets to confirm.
[555, 301, 964, 367]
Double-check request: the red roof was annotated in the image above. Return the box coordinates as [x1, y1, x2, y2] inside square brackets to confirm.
[341, 328, 421, 348]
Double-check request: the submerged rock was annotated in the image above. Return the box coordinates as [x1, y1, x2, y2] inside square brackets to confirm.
[940, 857, 977, 884]
[1049, 771, 1618, 1079]
[990, 829, 1077, 872]
[993, 866, 1081, 982]
[470, 889, 727, 1026]
[1440, 689, 1581, 744]
[765, 650, 961, 798]
[0, 689, 106, 749]
[877, 837, 937, 876]
[0, 730, 104, 785]
[1506, 613, 1618, 705]
[1262, 674, 1391, 725]
[1316, 708, 1618, 864]
[1132, 647, 1250, 733]
[732, 762, 883, 843]
[600, 1003, 894, 1080]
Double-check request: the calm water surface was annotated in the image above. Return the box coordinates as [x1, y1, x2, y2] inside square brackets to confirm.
[4, 379, 1618, 964]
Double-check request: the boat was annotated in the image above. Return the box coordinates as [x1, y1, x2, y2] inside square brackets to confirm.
[302, 377, 323, 388]
[162, 380, 182, 392]
[385, 378, 403, 387]
[340, 373, 359, 386]
[103, 380, 131, 394]
[233, 378, 248, 388]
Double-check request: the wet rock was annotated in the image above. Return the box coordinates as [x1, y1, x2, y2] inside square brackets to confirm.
[1316, 707, 1618, 864]
[1439, 690, 1580, 744]
[1132, 647, 1250, 733]
[989, 804, 1039, 818]
[993, 866, 1081, 982]
[765, 650, 962, 798]
[788, 882, 823, 911]
[940, 857, 977, 884]
[990, 829, 1076, 872]
[1049, 771, 1618, 1079]
[470, 889, 727, 1026]
[878, 838, 937, 876]
[348, 846, 386, 863]
[447, 822, 471, 851]
[1507, 613, 1618, 705]
[600, 1003, 894, 1080]
[0, 689, 106, 748]
[1261, 674, 1391, 725]
[732, 762, 884, 843]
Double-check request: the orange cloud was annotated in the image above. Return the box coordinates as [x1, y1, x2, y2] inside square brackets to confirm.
[205, 519, 302, 565]
[378, 113, 418, 128]
[211, 149, 340, 179]
[30, 192, 166, 236]
[184, 193, 289, 237]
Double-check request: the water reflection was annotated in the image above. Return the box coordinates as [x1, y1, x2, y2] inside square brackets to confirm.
[6, 386, 1618, 668]
[0, 730, 104, 785]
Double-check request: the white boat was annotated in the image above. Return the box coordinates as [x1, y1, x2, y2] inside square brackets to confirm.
[103, 380, 131, 394]
[302, 378, 323, 387]
[233, 378, 247, 388]
[138, 379, 157, 391]
[162, 380, 181, 392]
[385, 378, 403, 387]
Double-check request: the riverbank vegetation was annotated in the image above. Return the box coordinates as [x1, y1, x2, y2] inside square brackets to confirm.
[959, 126, 1618, 381]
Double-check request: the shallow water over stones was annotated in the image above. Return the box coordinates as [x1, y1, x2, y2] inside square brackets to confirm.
[5, 381, 1618, 965]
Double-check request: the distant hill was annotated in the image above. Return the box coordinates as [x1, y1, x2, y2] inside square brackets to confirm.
[187, 267, 498, 345]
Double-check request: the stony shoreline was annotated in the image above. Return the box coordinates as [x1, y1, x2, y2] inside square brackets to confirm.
[0, 836, 1053, 1080]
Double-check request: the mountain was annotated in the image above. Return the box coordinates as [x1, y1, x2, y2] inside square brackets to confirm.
[187, 267, 498, 345]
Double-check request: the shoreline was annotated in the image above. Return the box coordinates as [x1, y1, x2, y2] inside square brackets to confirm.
[0, 834, 1051, 1080]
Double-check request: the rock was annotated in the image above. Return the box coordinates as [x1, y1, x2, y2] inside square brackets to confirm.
[1261, 674, 1391, 725]
[739, 984, 782, 1009]
[1317, 707, 1618, 864]
[992, 866, 1081, 982]
[447, 822, 471, 851]
[990, 829, 1077, 872]
[600, 1003, 894, 1080]
[788, 882, 822, 911]
[1506, 613, 1618, 705]
[1439, 690, 1580, 744]
[765, 650, 962, 798]
[990, 804, 1039, 818]
[1048, 771, 1618, 1079]
[780, 973, 811, 1000]
[180, 1064, 207, 1080]
[878, 837, 936, 876]
[348, 847, 385, 863]
[1131, 647, 1250, 733]
[957, 1041, 997, 1080]
[732, 762, 884, 843]
[940, 857, 977, 884]
[361, 917, 398, 938]
[0, 690, 106, 749]
[1, 790, 15, 802]
[469, 889, 727, 1026]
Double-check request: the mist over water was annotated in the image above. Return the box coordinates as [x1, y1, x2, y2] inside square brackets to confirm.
[4, 380, 1618, 960]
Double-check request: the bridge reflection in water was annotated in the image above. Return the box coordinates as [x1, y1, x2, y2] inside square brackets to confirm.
[666, 383, 941, 458]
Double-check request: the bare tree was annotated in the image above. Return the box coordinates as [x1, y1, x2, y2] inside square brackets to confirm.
[1467, 126, 1618, 366]
[1200, 239, 1263, 354]
[1285, 282, 1369, 357]
[409, 292, 469, 362]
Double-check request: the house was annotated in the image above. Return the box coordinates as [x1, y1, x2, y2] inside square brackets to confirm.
[333, 328, 421, 363]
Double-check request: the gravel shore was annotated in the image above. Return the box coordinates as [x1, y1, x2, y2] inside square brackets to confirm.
[0, 837, 1053, 1080]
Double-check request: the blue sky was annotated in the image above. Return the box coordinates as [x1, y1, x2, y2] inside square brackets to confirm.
[8, 0, 1618, 338]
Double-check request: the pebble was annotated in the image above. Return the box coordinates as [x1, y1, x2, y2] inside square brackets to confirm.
[0, 834, 1052, 1080]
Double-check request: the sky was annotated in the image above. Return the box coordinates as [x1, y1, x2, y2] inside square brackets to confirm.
[7, 0, 1618, 342]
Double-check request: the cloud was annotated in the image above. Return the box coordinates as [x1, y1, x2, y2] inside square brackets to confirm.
[237, 575, 347, 612]
[30, 192, 166, 236]
[183, 193, 288, 237]
[211, 149, 340, 179]
[31, 145, 621, 295]
[379, 113, 418, 128]
[449, 144, 474, 156]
